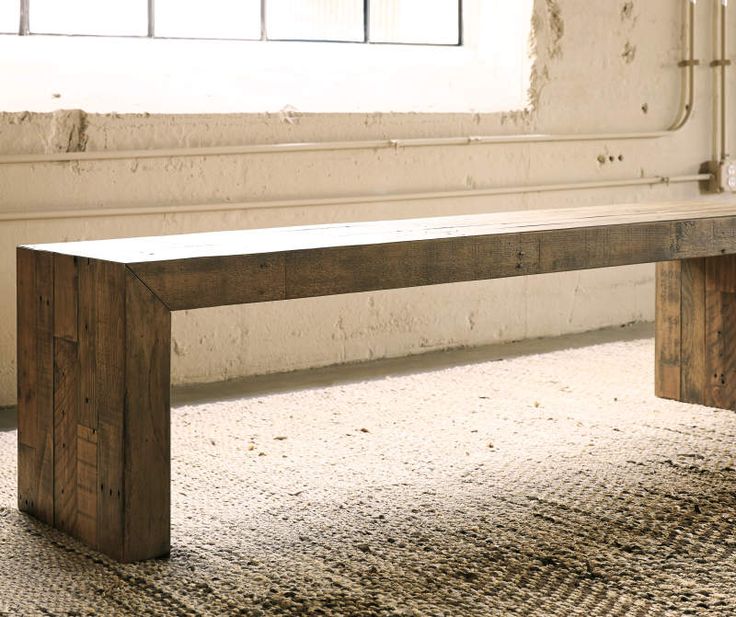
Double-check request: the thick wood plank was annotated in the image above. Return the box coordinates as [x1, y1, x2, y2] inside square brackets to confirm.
[53, 338, 78, 534]
[76, 424, 98, 546]
[655, 255, 736, 410]
[77, 259, 97, 430]
[93, 260, 126, 560]
[53, 254, 79, 535]
[126, 214, 736, 311]
[24, 200, 736, 264]
[705, 255, 736, 409]
[15, 200, 736, 311]
[54, 254, 78, 342]
[284, 234, 540, 301]
[680, 259, 707, 404]
[123, 269, 171, 562]
[17, 247, 54, 524]
[655, 261, 682, 400]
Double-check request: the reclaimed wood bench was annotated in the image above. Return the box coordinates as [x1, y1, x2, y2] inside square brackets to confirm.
[16, 200, 736, 562]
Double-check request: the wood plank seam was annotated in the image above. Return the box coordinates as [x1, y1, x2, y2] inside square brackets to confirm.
[125, 265, 172, 311]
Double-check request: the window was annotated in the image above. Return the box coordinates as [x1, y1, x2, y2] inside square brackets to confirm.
[0, 0, 533, 114]
[2, 0, 462, 46]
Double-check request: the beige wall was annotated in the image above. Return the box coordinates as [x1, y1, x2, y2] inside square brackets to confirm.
[0, 0, 733, 406]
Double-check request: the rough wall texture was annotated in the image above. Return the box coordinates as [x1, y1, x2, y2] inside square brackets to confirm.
[0, 0, 733, 405]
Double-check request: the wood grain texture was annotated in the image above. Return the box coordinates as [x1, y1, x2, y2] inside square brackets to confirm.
[17, 247, 54, 524]
[705, 255, 736, 410]
[53, 337, 78, 534]
[680, 259, 707, 404]
[77, 258, 97, 430]
[53, 255, 79, 535]
[92, 260, 126, 561]
[123, 270, 171, 562]
[131, 254, 285, 311]
[54, 255, 78, 342]
[121, 214, 736, 311]
[655, 261, 682, 400]
[655, 255, 736, 410]
[76, 424, 98, 546]
[24, 200, 736, 264]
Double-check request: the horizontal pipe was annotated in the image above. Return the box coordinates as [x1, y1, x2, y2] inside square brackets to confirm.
[0, 174, 712, 223]
[0, 131, 677, 166]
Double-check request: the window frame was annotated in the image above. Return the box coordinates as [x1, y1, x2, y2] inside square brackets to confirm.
[7, 0, 464, 47]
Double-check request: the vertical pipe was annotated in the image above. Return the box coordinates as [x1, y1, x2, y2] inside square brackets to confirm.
[457, 0, 463, 46]
[721, 0, 729, 159]
[671, 0, 696, 130]
[19, 0, 29, 35]
[260, 0, 267, 40]
[363, 0, 370, 43]
[147, 0, 155, 37]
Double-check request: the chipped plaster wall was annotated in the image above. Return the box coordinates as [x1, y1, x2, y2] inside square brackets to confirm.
[0, 0, 733, 405]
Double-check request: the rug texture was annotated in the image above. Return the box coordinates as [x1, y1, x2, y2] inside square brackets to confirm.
[1, 325, 735, 616]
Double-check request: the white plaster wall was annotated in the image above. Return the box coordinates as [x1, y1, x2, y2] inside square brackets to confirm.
[0, 0, 734, 406]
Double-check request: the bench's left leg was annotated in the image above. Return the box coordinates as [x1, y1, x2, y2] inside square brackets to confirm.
[17, 248, 54, 525]
[18, 249, 171, 562]
[655, 255, 736, 409]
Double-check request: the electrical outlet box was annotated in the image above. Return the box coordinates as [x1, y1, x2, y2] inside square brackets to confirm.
[705, 158, 736, 193]
[718, 158, 736, 193]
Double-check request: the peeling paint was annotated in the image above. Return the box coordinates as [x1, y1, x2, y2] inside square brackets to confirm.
[622, 41, 637, 64]
[545, 0, 565, 59]
[47, 109, 88, 154]
[621, 2, 635, 21]
[528, 0, 565, 111]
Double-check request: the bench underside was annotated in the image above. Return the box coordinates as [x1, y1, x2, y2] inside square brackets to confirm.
[17, 201, 736, 561]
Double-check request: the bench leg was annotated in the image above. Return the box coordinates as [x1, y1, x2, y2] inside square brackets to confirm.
[656, 255, 736, 410]
[17, 249, 171, 562]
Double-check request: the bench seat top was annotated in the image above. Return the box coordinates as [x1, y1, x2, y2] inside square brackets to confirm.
[20, 199, 736, 311]
[25, 199, 736, 264]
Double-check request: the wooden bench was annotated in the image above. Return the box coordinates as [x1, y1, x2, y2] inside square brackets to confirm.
[16, 200, 736, 562]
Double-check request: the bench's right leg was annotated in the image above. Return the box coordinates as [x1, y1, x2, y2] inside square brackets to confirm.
[655, 255, 736, 410]
[18, 249, 171, 562]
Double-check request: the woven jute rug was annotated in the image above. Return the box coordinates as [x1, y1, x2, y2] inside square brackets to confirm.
[1, 325, 735, 616]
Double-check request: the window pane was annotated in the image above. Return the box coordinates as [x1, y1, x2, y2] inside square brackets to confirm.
[369, 0, 459, 45]
[267, 0, 363, 42]
[0, 0, 19, 33]
[30, 0, 148, 36]
[155, 0, 261, 40]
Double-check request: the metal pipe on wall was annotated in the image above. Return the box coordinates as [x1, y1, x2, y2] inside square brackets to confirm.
[720, 0, 730, 159]
[670, 0, 699, 131]
[0, 0, 699, 166]
[0, 174, 711, 223]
